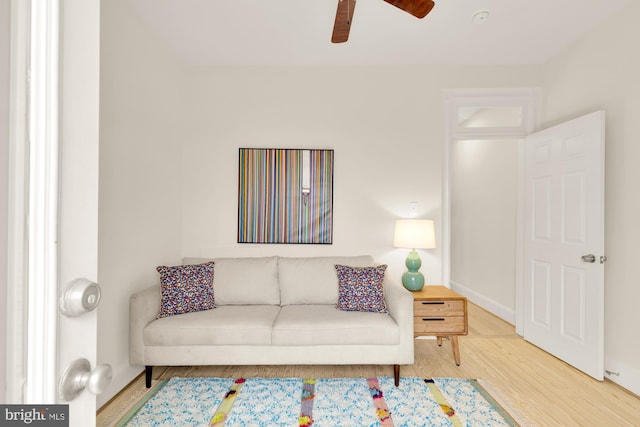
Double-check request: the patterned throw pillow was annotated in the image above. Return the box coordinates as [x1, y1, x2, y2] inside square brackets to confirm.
[335, 264, 388, 313]
[156, 262, 216, 318]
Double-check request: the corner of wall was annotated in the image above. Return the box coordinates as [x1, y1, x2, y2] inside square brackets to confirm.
[604, 356, 640, 397]
[450, 280, 516, 325]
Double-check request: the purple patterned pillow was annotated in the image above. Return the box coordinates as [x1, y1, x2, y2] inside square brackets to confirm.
[335, 264, 388, 313]
[156, 262, 216, 318]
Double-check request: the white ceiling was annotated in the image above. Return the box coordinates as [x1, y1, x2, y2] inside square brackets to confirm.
[130, 0, 629, 66]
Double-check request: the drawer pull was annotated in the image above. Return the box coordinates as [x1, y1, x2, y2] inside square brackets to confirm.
[421, 318, 445, 321]
[422, 301, 445, 305]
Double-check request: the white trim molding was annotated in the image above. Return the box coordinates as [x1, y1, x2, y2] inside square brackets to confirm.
[5, 0, 31, 404]
[442, 87, 541, 335]
[5, 0, 61, 404]
[26, 0, 60, 404]
[604, 356, 640, 397]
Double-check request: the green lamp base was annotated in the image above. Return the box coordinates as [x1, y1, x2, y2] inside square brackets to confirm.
[402, 271, 425, 291]
[402, 249, 425, 291]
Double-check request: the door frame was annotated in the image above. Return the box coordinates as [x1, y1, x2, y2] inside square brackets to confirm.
[6, 0, 61, 403]
[5, 0, 35, 403]
[442, 88, 540, 332]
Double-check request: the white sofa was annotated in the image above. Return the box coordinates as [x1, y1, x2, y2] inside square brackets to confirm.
[129, 255, 414, 387]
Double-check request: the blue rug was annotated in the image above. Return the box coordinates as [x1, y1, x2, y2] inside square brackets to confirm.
[117, 377, 519, 426]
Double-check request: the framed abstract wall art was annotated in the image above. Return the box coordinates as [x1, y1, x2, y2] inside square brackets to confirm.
[238, 148, 334, 244]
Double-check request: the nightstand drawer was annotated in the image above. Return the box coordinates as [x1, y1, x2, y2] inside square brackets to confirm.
[414, 316, 466, 334]
[414, 300, 465, 316]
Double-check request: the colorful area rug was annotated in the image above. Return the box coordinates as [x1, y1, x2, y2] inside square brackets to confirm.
[113, 377, 519, 427]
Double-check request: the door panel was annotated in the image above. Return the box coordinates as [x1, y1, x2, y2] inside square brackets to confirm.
[533, 177, 552, 240]
[562, 173, 586, 243]
[532, 260, 551, 326]
[561, 266, 585, 341]
[57, 0, 102, 425]
[523, 110, 605, 380]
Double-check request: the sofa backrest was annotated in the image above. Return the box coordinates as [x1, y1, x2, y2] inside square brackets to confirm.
[278, 255, 374, 305]
[181, 255, 374, 306]
[183, 256, 280, 305]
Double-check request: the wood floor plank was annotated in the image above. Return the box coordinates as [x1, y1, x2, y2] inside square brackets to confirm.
[97, 303, 640, 426]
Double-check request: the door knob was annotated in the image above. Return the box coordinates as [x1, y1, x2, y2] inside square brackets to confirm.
[60, 278, 101, 317]
[59, 358, 112, 401]
[581, 254, 596, 263]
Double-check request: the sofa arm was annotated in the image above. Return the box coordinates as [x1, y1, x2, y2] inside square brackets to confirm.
[384, 278, 413, 332]
[129, 286, 160, 366]
[384, 277, 414, 345]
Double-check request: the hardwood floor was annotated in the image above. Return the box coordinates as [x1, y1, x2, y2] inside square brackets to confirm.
[98, 303, 640, 426]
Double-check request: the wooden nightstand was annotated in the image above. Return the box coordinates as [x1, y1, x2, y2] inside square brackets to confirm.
[412, 286, 468, 365]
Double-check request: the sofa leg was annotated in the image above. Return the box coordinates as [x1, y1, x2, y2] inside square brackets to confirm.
[393, 365, 400, 387]
[145, 366, 153, 388]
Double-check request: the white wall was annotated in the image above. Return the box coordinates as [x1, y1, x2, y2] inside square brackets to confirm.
[179, 66, 444, 281]
[450, 139, 519, 321]
[0, 0, 10, 405]
[97, 0, 184, 406]
[178, 66, 542, 284]
[542, 1, 640, 395]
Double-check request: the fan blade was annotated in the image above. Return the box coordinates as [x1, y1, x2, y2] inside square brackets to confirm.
[331, 0, 357, 43]
[383, 0, 434, 19]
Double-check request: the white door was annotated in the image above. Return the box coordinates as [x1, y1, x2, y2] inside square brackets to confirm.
[7, 0, 102, 425]
[57, 0, 103, 424]
[523, 110, 605, 380]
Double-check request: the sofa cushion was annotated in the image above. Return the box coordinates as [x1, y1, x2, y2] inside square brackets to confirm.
[278, 256, 374, 305]
[212, 257, 280, 305]
[144, 305, 281, 346]
[156, 262, 216, 318]
[335, 264, 388, 313]
[272, 305, 399, 345]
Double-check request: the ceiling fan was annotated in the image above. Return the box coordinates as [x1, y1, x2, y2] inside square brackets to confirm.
[331, 0, 435, 43]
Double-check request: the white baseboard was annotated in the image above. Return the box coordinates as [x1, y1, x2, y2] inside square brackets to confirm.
[449, 280, 516, 325]
[604, 356, 640, 397]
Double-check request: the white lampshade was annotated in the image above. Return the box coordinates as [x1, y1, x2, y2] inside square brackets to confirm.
[393, 219, 436, 249]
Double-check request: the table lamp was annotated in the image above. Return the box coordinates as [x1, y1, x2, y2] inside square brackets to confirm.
[393, 219, 436, 291]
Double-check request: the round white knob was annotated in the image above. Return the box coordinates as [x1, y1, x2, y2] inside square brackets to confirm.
[82, 364, 113, 395]
[59, 358, 112, 401]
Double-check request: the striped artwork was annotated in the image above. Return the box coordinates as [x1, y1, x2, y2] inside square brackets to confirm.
[238, 148, 334, 244]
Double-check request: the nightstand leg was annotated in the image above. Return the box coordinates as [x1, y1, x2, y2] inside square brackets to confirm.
[451, 336, 461, 366]
[437, 336, 443, 346]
